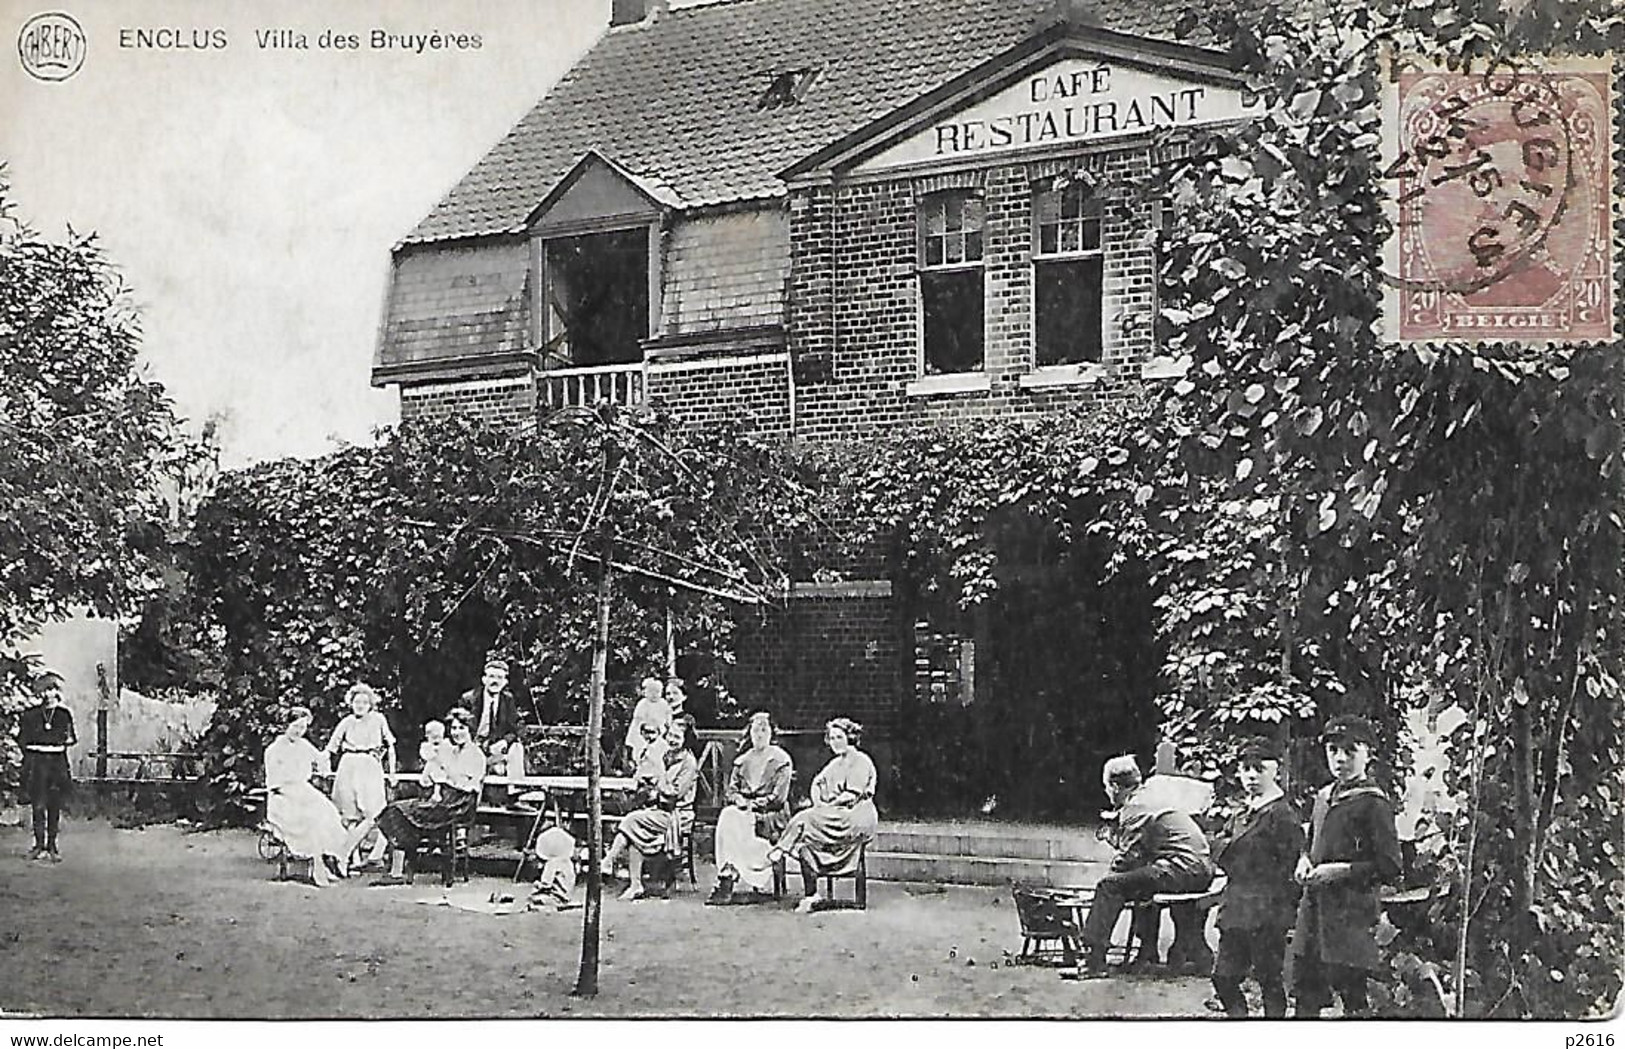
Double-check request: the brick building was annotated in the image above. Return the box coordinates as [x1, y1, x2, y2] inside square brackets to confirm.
[372, 0, 1263, 814]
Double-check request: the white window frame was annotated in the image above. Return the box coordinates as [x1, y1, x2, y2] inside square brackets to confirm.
[914, 191, 987, 383]
[1028, 182, 1106, 377]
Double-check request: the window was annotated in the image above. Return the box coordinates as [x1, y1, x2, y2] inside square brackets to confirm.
[541, 228, 649, 368]
[757, 68, 819, 111]
[918, 192, 985, 375]
[1032, 183, 1104, 366]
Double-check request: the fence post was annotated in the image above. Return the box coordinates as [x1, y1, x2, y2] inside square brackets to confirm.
[95, 662, 111, 780]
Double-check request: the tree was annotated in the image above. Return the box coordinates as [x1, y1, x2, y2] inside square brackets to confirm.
[0, 172, 199, 786]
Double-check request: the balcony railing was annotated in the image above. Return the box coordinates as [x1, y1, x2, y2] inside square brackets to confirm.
[538, 362, 645, 409]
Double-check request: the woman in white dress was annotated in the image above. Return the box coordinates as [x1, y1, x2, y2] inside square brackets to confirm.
[707, 712, 793, 904]
[263, 707, 350, 887]
[324, 683, 397, 867]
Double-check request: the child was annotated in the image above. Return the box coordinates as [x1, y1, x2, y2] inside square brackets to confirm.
[1292, 715, 1402, 1017]
[1211, 739, 1304, 1018]
[531, 824, 579, 909]
[18, 674, 76, 862]
[418, 720, 447, 803]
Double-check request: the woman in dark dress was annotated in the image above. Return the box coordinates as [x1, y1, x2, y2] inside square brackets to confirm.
[341, 708, 485, 884]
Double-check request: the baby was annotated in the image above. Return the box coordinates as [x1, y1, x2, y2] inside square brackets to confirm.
[418, 720, 446, 802]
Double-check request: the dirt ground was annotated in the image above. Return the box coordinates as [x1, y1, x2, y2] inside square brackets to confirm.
[0, 818, 1218, 1019]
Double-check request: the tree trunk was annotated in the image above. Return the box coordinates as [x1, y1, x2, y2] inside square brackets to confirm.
[573, 468, 616, 996]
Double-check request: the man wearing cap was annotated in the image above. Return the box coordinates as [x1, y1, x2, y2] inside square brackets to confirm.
[17, 674, 76, 861]
[462, 655, 524, 782]
[1076, 755, 1216, 977]
[1210, 738, 1304, 1018]
[1292, 715, 1402, 1017]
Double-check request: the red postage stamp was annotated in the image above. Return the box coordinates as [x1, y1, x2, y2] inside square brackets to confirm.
[1383, 58, 1616, 345]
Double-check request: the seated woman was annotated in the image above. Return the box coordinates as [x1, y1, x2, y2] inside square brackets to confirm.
[263, 707, 350, 887]
[707, 711, 793, 905]
[341, 708, 485, 885]
[767, 717, 878, 913]
[602, 715, 699, 901]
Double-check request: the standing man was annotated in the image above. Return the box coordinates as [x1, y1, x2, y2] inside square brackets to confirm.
[1292, 715, 1402, 1017]
[18, 674, 76, 861]
[463, 654, 524, 781]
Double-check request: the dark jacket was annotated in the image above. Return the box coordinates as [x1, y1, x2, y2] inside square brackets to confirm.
[461, 686, 520, 745]
[1293, 779, 1402, 972]
[1213, 793, 1304, 930]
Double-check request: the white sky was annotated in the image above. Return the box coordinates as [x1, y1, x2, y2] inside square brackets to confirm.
[0, 0, 641, 466]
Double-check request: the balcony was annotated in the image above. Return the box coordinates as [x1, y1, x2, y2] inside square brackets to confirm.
[538, 362, 645, 408]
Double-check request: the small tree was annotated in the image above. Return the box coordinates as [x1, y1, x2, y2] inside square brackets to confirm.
[0, 172, 199, 785]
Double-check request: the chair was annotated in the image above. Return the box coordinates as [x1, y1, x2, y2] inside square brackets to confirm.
[248, 787, 296, 882]
[772, 841, 868, 909]
[406, 816, 474, 888]
[1012, 887, 1082, 966]
[1120, 873, 1227, 969]
[658, 822, 699, 893]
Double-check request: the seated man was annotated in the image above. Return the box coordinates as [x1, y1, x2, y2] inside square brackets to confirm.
[1077, 755, 1216, 977]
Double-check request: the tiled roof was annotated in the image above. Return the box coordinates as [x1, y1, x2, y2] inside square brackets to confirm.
[405, 0, 1237, 245]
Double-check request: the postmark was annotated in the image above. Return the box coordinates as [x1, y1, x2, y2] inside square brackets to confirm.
[16, 11, 86, 82]
[1381, 55, 1615, 345]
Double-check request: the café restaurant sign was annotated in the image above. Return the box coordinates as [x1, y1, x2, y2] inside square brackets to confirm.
[856, 58, 1257, 172]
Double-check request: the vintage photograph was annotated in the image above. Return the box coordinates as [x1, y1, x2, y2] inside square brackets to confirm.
[1, 0, 1620, 1031]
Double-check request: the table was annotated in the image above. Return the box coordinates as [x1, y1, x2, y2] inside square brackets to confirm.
[384, 773, 636, 793]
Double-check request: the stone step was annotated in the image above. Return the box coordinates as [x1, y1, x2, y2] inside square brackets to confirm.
[874, 822, 1112, 865]
[867, 849, 1106, 889]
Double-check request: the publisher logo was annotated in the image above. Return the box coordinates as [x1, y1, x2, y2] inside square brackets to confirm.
[18, 11, 85, 82]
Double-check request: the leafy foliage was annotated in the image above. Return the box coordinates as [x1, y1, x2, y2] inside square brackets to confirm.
[178, 412, 815, 818]
[0, 173, 200, 789]
[833, 0, 1622, 1016]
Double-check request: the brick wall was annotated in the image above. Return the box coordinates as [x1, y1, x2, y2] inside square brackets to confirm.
[646, 354, 792, 436]
[729, 592, 901, 732]
[399, 375, 537, 427]
[790, 143, 1162, 442]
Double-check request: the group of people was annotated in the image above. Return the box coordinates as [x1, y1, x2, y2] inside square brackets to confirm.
[256, 657, 882, 916]
[603, 676, 879, 913]
[1075, 715, 1402, 1019]
[260, 656, 524, 887]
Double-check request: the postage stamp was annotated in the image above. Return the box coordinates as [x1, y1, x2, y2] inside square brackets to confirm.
[1381, 55, 1616, 345]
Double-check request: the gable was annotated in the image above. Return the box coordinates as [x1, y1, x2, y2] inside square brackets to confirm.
[528, 152, 671, 234]
[854, 56, 1258, 173]
[780, 31, 1258, 181]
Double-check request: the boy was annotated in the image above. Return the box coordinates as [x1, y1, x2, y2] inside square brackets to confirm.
[1292, 715, 1402, 1017]
[1211, 738, 1304, 1018]
[18, 674, 76, 861]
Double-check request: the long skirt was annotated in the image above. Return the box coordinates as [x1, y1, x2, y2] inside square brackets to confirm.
[376, 788, 477, 852]
[266, 781, 349, 860]
[714, 806, 780, 892]
[21, 752, 72, 805]
[776, 800, 878, 876]
[617, 806, 693, 856]
[332, 752, 387, 824]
